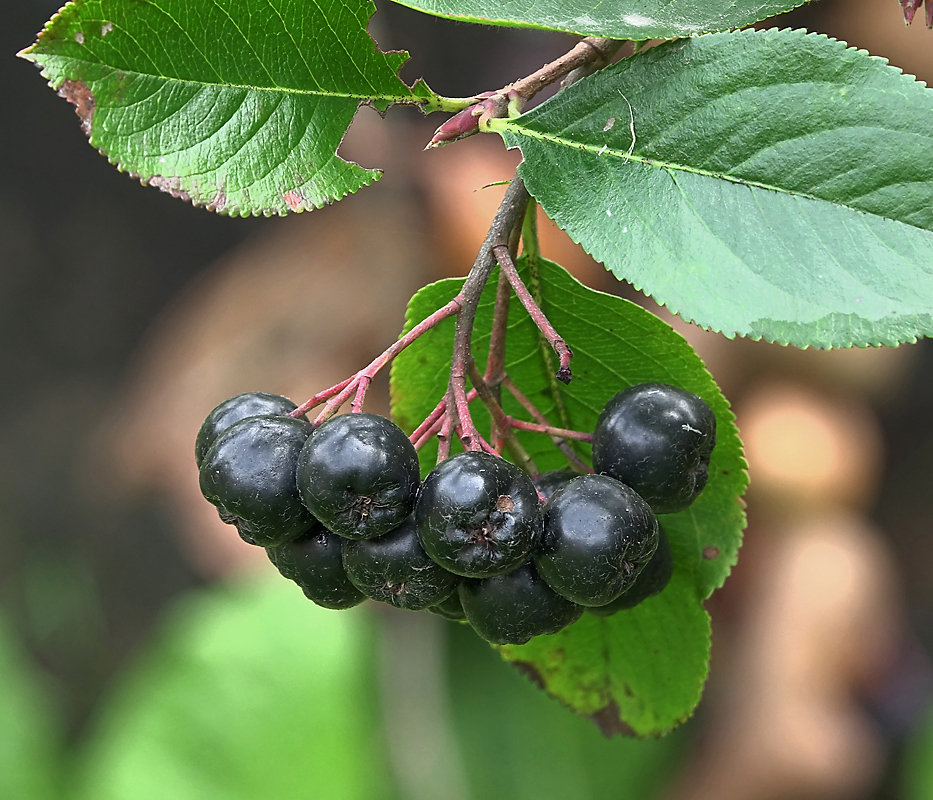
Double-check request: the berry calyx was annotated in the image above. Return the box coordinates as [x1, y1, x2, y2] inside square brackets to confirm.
[459, 562, 583, 645]
[592, 383, 716, 514]
[297, 413, 421, 540]
[588, 525, 673, 616]
[535, 474, 659, 606]
[267, 523, 365, 609]
[416, 452, 542, 578]
[342, 516, 459, 611]
[199, 415, 315, 546]
[195, 392, 303, 467]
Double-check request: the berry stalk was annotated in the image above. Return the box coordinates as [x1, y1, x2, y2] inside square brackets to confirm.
[493, 244, 573, 383]
[502, 376, 593, 474]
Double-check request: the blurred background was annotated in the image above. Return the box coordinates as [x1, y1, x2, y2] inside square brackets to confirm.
[4, 1, 933, 797]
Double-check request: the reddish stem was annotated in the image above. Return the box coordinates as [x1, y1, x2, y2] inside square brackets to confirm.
[351, 376, 371, 414]
[312, 297, 461, 426]
[505, 417, 593, 441]
[493, 244, 573, 384]
[289, 377, 353, 418]
[502, 376, 593, 474]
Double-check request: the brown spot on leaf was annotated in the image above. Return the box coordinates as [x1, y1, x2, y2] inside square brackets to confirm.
[511, 660, 545, 691]
[496, 494, 515, 513]
[702, 546, 720, 560]
[146, 175, 191, 204]
[283, 190, 304, 212]
[57, 79, 95, 138]
[589, 700, 638, 738]
[207, 189, 227, 213]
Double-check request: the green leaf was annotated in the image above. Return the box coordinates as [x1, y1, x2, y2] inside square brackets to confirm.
[390, 257, 747, 735]
[0, 614, 62, 800]
[489, 29, 933, 348]
[20, 0, 434, 216]
[69, 578, 398, 800]
[389, 0, 809, 40]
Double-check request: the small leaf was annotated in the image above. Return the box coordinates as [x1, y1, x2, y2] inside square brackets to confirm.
[390, 258, 747, 735]
[20, 0, 436, 216]
[491, 30, 933, 348]
[390, 0, 810, 40]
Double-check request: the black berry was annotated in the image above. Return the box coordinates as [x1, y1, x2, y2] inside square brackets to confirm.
[199, 415, 315, 546]
[459, 562, 583, 645]
[195, 392, 303, 467]
[535, 474, 659, 606]
[297, 413, 421, 540]
[342, 515, 459, 611]
[416, 452, 542, 578]
[267, 523, 365, 609]
[533, 468, 578, 502]
[428, 590, 467, 622]
[588, 525, 673, 616]
[592, 383, 716, 514]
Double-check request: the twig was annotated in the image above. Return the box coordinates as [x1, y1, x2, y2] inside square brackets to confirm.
[442, 178, 530, 453]
[493, 244, 573, 383]
[509, 38, 621, 104]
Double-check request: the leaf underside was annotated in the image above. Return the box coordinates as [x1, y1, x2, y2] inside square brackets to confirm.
[389, 0, 810, 40]
[20, 0, 427, 216]
[493, 29, 933, 348]
[390, 258, 747, 736]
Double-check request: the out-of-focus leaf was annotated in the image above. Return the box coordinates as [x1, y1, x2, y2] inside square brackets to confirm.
[69, 578, 397, 800]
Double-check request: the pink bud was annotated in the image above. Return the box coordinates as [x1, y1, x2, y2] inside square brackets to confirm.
[425, 92, 496, 149]
[902, 0, 922, 24]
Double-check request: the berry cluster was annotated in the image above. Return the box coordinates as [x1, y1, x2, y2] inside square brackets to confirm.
[196, 382, 715, 645]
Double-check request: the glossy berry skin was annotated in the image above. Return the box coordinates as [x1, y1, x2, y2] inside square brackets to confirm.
[533, 469, 578, 502]
[199, 415, 315, 546]
[459, 562, 583, 645]
[428, 590, 467, 622]
[297, 414, 421, 540]
[535, 474, 659, 606]
[416, 452, 542, 578]
[588, 525, 673, 616]
[267, 523, 365, 609]
[195, 392, 303, 467]
[342, 516, 459, 611]
[592, 383, 716, 514]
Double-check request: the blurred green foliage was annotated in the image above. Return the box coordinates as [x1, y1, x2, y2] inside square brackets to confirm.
[0, 613, 62, 800]
[1, 576, 686, 799]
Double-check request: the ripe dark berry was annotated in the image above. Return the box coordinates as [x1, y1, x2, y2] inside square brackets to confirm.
[195, 392, 303, 467]
[428, 590, 467, 622]
[199, 415, 315, 546]
[297, 413, 421, 540]
[533, 468, 578, 502]
[416, 452, 542, 578]
[534, 474, 659, 606]
[459, 562, 583, 645]
[588, 525, 673, 616]
[342, 516, 459, 611]
[267, 523, 365, 609]
[592, 383, 716, 514]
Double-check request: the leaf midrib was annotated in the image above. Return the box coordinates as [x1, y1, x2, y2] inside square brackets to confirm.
[492, 117, 929, 232]
[25, 51, 420, 105]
